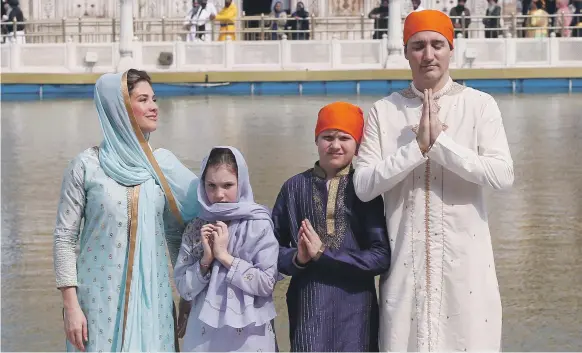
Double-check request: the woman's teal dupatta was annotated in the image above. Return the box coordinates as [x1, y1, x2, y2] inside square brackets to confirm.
[94, 72, 199, 351]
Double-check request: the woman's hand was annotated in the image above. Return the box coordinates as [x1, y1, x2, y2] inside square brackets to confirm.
[61, 288, 88, 352]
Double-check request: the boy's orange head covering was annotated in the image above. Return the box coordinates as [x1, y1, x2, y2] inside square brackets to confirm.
[403, 10, 454, 48]
[315, 102, 364, 143]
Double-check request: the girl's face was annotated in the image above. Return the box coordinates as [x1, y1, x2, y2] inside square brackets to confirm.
[204, 164, 238, 204]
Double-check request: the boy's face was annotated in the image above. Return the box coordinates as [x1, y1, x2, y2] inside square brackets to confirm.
[316, 129, 358, 172]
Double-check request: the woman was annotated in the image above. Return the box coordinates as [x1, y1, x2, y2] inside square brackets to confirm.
[289, 2, 310, 40]
[268, 1, 288, 40]
[53, 69, 199, 352]
[526, 1, 549, 38]
[555, 0, 572, 37]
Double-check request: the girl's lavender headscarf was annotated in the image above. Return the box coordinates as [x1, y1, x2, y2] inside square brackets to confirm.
[197, 146, 278, 329]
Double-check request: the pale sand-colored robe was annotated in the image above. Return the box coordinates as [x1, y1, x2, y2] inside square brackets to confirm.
[354, 78, 514, 352]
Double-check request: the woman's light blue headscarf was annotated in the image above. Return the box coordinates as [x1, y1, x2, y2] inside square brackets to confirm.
[94, 71, 199, 351]
[196, 146, 278, 329]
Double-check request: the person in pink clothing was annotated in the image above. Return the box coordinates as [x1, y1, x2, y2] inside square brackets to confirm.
[555, 0, 573, 37]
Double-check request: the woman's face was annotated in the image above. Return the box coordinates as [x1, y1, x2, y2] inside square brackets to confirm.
[129, 81, 158, 134]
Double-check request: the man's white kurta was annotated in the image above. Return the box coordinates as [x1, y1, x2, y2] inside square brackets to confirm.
[354, 78, 514, 352]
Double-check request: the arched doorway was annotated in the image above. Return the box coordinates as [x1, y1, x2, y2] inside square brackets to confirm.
[243, 0, 272, 15]
[241, 0, 272, 40]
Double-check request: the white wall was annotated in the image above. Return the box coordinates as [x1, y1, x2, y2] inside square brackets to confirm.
[1, 35, 581, 73]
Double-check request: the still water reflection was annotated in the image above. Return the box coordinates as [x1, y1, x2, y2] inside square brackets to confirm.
[2, 94, 581, 351]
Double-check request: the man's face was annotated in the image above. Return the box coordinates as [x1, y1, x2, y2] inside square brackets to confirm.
[404, 31, 452, 83]
[412, 0, 421, 8]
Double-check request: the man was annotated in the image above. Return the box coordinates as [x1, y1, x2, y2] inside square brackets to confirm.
[183, 0, 217, 42]
[368, 0, 389, 39]
[211, 0, 237, 41]
[354, 9, 514, 352]
[483, 0, 502, 38]
[1, 1, 8, 43]
[449, 0, 471, 38]
[5, 0, 24, 44]
[272, 102, 391, 352]
[412, 0, 425, 12]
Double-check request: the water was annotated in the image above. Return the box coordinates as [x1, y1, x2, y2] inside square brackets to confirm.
[2, 94, 582, 352]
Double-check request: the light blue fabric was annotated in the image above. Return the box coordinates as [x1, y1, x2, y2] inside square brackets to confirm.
[60, 147, 177, 352]
[93, 72, 199, 351]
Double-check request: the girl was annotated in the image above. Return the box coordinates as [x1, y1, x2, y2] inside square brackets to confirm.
[174, 146, 279, 352]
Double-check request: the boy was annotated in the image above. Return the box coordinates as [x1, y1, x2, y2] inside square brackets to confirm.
[271, 101, 391, 352]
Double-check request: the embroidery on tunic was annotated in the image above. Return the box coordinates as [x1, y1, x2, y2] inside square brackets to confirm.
[424, 159, 433, 350]
[311, 164, 350, 250]
[326, 178, 340, 236]
[184, 218, 208, 260]
[330, 177, 349, 249]
[398, 87, 416, 99]
[399, 81, 468, 350]
[311, 180, 327, 245]
[397, 80, 466, 100]
[402, 82, 465, 135]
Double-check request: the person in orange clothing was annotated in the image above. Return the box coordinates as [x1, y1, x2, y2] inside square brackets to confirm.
[211, 0, 237, 41]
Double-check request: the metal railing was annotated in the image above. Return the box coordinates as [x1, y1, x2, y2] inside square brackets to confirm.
[1, 13, 581, 44]
[450, 12, 582, 38]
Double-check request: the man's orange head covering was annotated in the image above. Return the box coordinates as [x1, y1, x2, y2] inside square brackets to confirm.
[315, 102, 364, 143]
[403, 10, 454, 48]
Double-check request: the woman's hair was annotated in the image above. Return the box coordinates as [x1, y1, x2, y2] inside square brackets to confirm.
[202, 148, 238, 180]
[126, 69, 152, 95]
